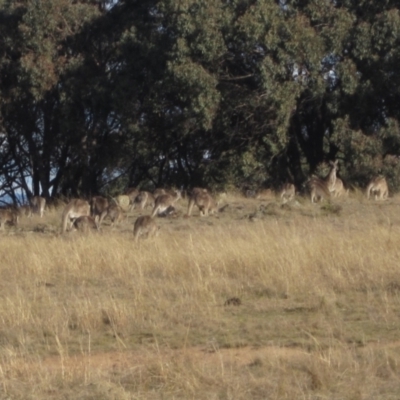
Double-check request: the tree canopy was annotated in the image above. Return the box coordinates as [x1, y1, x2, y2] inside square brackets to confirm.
[1, 0, 400, 201]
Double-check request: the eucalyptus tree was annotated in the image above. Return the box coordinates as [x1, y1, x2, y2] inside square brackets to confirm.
[0, 0, 122, 199]
[2, 0, 400, 200]
[277, 1, 400, 188]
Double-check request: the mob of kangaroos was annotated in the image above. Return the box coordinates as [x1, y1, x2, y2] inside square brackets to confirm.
[0, 162, 391, 237]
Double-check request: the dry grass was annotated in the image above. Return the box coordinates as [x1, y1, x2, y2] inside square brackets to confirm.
[1, 194, 400, 398]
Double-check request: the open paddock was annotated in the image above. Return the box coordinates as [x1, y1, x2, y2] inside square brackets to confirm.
[1, 192, 400, 398]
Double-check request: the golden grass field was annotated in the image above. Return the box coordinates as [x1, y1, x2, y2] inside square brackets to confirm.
[1, 191, 400, 399]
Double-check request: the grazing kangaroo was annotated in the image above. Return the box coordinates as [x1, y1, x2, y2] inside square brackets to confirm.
[366, 176, 389, 200]
[104, 203, 127, 226]
[30, 196, 46, 217]
[187, 190, 218, 217]
[90, 196, 109, 226]
[73, 216, 99, 233]
[125, 187, 140, 210]
[280, 183, 296, 203]
[133, 215, 159, 241]
[151, 190, 181, 218]
[61, 199, 91, 233]
[134, 191, 155, 210]
[17, 205, 33, 219]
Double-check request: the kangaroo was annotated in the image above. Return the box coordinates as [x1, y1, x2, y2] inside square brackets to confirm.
[61, 199, 91, 233]
[366, 176, 389, 200]
[151, 190, 181, 218]
[280, 183, 296, 203]
[153, 188, 168, 199]
[187, 190, 218, 217]
[325, 160, 339, 193]
[133, 215, 159, 241]
[30, 196, 46, 217]
[308, 160, 338, 203]
[189, 187, 208, 196]
[134, 191, 155, 210]
[125, 187, 140, 211]
[307, 178, 332, 203]
[17, 205, 33, 219]
[73, 216, 99, 233]
[331, 178, 349, 198]
[0, 209, 18, 230]
[103, 203, 127, 226]
[90, 196, 109, 226]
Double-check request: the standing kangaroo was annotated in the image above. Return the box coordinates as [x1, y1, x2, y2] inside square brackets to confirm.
[30, 196, 46, 218]
[308, 160, 338, 203]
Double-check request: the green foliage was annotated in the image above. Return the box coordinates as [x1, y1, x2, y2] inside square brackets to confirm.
[1, 0, 400, 198]
[167, 60, 220, 130]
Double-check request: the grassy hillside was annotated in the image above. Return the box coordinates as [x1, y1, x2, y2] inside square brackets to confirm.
[1, 193, 400, 399]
